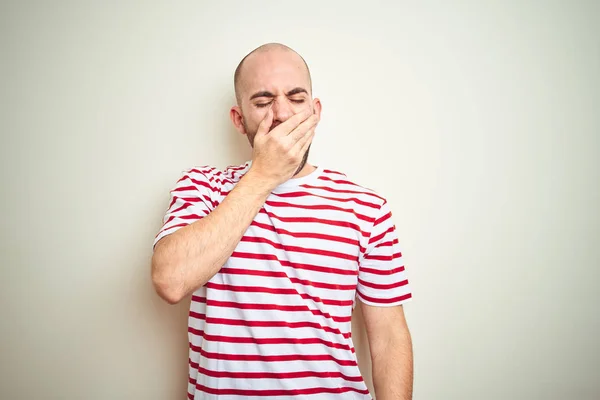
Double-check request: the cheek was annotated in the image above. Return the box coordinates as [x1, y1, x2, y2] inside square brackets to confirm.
[290, 101, 312, 115]
[253, 108, 269, 119]
[244, 110, 265, 131]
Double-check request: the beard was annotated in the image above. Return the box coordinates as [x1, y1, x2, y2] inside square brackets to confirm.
[244, 118, 311, 178]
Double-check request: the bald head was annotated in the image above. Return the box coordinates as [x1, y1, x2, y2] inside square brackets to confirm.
[234, 43, 312, 106]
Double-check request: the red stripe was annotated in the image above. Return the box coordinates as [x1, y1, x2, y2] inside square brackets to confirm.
[374, 210, 392, 226]
[356, 290, 412, 304]
[187, 177, 219, 193]
[194, 347, 357, 366]
[206, 282, 298, 295]
[322, 168, 347, 176]
[169, 195, 214, 208]
[357, 278, 409, 290]
[317, 176, 357, 185]
[225, 165, 245, 180]
[188, 327, 355, 352]
[188, 167, 213, 175]
[205, 282, 355, 307]
[189, 311, 352, 338]
[219, 267, 357, 291]
[165, 213, 203, 224]
[317, 175, 378, 193]
[300, 183, 384, 202]
[195, 383, 370, 396]
[176, 176, 224, 204]
[259, 209, 369, 237]
[230, 251, 358, 276]
[191, 363, 364, 382]
[241, 236, 358, 261]
[170, 189, 218, 208]
[228, 170, 239, 180]
[265, 200, 375, 223]
[363, 251, 402, 261]
[359, 265, 405, 275]
[192, 295, 352, 322]
[273, 190, 380, 210]
[226, 164, 248, 171]
[373, 238, 398, 249]
[169, 201, 195, 214]
[167, 194, 215, 211]
[250, 220, 363, 251]
[157, 222, 187, 237]
[176, 175, 190, 183]
[172, 184, 200, 193]
[368, 226, 395, 244]
[204, 194, 218, 208]
[205, 174, 229, 185]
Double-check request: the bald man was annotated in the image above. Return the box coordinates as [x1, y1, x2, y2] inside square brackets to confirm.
[152, 43, 413, 400]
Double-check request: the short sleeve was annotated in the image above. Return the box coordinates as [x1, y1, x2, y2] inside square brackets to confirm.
[153, 168, 218, 249]
[356, 201, 412, 307]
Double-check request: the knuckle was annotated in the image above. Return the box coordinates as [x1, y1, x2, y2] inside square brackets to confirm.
[289, 151, 300, 162]
[274, 138, 288, 151]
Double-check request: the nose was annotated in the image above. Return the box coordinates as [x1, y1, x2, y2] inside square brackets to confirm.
[271, 96, 293, 124]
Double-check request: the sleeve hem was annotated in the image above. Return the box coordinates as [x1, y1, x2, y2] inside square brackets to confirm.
[356, 292, 413, 308]
[152, 225, 184, 251]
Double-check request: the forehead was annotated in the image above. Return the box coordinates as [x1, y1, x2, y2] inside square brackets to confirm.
[240, 50, 310, 95]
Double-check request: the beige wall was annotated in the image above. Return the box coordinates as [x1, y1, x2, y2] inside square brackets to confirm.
[1, 1, 599, 399]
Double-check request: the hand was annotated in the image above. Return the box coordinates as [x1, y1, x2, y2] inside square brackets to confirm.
[249, 108, 318, 188]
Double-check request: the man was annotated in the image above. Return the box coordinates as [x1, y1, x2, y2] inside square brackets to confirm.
[152, 43, 413, 400]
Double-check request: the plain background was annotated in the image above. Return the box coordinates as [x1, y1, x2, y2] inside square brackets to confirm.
[1, 1, 599, 399]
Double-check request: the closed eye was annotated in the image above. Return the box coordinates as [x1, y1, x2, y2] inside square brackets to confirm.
[255, 99, 305, 108]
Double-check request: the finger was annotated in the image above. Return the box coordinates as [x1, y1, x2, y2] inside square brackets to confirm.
[297, 128, 315, 156]
[270, 108, 312, 137]
[289, 114, 318, 143]
[255, 109, 273, 138]
[293, 126, 316, 155]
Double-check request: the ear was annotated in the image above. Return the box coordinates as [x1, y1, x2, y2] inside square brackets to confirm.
[230, 106, 247, 135]
[312, 98, 322, 121]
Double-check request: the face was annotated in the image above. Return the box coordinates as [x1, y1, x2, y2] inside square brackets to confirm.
[231, 49, 322, 165]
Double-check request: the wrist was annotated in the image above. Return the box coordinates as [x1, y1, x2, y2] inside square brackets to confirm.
[240, 168, 278, 197]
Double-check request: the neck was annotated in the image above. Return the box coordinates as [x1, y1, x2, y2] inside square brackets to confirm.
[293, 162, 316, 179]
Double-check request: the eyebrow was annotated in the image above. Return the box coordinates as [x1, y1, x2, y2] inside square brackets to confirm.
[249, 87, 308, 100]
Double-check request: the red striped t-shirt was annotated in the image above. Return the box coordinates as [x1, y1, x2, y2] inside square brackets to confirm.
[154, 161, 412, 400]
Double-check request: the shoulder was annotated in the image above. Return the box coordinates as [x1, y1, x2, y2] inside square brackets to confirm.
[319, 167, 388, 210]
[178, 161, 252, 189]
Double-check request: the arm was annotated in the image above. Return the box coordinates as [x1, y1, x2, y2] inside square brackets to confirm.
[362, 304, 413, 400]
[356, 199, 413, 398]
[151, 170, 274, 304]
[151, 108, 318, 304]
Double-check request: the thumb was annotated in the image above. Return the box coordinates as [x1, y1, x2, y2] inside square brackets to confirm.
[255, 109, 273, 139]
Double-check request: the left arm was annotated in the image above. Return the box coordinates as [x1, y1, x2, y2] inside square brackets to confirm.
[362, 303, 413, 400]
[358, 199, 413, 399]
